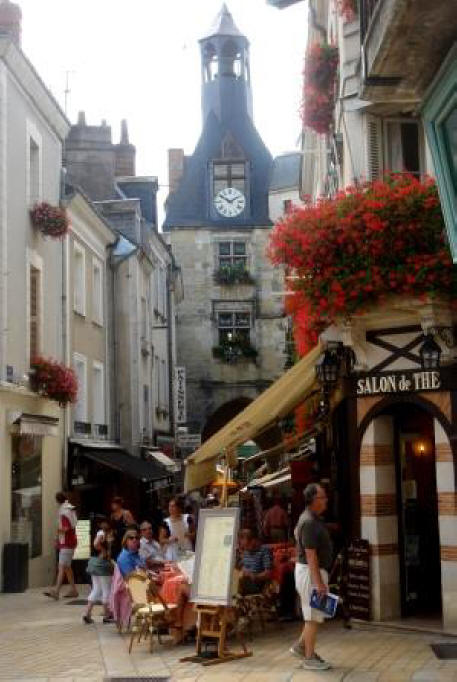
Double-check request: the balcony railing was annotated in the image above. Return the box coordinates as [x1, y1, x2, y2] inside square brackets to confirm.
[360, 0, 381, 42]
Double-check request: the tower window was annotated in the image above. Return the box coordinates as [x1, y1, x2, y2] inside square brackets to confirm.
[213, 162, 246, 195]
[203, 43, 218, 82]
[218, 311, 251, 345]
[218, 241, 247, 268]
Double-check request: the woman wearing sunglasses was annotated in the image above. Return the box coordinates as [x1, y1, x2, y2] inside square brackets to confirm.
[116, 529, 147, 578]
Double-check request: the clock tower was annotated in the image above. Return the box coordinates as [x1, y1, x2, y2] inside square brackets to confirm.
[164, 5, 285, 452]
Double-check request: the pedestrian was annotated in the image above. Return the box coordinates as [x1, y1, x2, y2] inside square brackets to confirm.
[83, 538, 114, 624]
[110, 496, 135, 559]
[163, 497, 195, 556]
[263, 495, 289, 542]
[44, 492, 78, 600]
[290, 483, 333, 671]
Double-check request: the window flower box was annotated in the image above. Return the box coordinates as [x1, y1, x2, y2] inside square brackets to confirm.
[30, 356, 78, 406]
[301, 42, 339, 135]
[30, 202, 69, 239]
[214, 263, 254, 286]
[268, 174, 455, 355]
[212, 337, 258, 364]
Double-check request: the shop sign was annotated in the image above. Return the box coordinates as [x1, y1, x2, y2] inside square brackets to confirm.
[175, 367, 187, 424]
[177, 433, 202, 449]
[356, 370, 441, 397]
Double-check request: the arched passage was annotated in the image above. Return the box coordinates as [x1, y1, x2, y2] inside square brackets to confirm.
[357, 396, 457, 627]
[201, 397, 282, 452]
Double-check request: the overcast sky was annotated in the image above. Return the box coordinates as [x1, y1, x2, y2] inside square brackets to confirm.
[20, 0, 307, 222]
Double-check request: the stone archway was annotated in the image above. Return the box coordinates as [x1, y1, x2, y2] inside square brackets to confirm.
[358, 396, 457, 627]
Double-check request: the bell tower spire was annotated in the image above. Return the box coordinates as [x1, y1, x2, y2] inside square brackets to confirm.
[199, 4, 253, 123]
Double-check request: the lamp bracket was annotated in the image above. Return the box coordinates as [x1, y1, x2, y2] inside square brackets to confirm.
[426, 326, 455, 349]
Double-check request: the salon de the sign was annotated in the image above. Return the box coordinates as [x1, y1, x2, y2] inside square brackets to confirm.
[356, 370, 441, 397]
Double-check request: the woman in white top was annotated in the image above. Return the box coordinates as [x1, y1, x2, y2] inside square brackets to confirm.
[163, 498, 195, 559]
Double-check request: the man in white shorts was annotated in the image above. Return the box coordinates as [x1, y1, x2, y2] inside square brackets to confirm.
[291, 483, 333, 671]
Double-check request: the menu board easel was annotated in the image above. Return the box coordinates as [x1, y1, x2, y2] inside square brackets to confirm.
[346, 539, 370, 620]
[181, 459, 252, 666]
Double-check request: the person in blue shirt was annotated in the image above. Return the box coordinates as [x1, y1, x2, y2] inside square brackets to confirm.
[116, 529, 146, 578]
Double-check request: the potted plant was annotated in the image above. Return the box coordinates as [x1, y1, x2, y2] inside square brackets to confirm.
[214, 263, 254, 285]
[212, 335, 258, 363]
[301, 42, 339, 135]
[30, 356, 78, 406]
[30, 202, 69, 239]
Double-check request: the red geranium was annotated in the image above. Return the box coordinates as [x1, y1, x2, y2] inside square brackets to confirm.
[336, 0, 357, 21]
[268, 174, 456, 355]
[301, 42, 339, 135]
[30, 356, 78, 406]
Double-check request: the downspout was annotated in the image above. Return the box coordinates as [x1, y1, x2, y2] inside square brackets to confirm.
[60, 171, 70, 489]
[109, 244, 120, 443]
[166, 263, 175, 440]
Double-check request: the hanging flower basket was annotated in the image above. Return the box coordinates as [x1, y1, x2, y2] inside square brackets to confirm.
[212, 336, 258, 363]
[301, 42, 339, 135]
[29, 356, 78, 406]
[30, 202, 69, 239]
[268, 174, 456, 355]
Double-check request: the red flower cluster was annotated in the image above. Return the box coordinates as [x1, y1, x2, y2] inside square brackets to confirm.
[30, 202, 69, 239]
[268, 175, 456, 356]
[30, 356, 78, 406]
[336, 0, 357, 21]
[301, 42, 339, 135]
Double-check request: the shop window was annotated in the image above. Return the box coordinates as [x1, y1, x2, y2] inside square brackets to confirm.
[213, 162, 246, 196]
[11, 435, 42, 558]
[218, 241, 248, 268]
[218, 311, 251, 345]
[92, 257, 103, 325]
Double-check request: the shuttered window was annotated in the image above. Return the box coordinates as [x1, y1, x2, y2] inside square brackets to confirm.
[366, 115, 383, 181]
[29, 266, 40, 362]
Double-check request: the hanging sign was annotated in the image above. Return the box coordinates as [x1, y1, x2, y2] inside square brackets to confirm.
[356, 370, 441, 397]
[177, 433, 202, 449]
[175, 367, 187, 424]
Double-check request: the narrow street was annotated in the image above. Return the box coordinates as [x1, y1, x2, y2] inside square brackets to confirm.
[1, 587, 457, 682]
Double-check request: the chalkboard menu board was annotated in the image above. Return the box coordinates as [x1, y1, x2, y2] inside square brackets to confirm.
[347, 539, 370, 620]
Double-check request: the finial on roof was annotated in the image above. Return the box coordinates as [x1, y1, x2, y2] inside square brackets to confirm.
[120, 119, 130, 145]
[200, 2, 244, 41]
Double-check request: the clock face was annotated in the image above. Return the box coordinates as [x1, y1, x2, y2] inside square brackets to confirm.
[214, 187, 246, 218]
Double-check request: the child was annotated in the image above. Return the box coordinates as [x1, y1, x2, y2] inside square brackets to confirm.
[83, 538, 113, 624]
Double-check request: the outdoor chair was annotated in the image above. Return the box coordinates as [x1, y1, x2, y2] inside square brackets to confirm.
[234, 578, 279, 637]
[126, 571, 178, 653]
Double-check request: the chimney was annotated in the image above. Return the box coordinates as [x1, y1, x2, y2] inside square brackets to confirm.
[168, 148, 185, 194]
[0, 0, 22, 47]
[77, 111, 86, 127]
[115, 119, 136, 177]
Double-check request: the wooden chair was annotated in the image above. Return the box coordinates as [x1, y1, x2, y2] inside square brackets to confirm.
[126, 571, 178, 654]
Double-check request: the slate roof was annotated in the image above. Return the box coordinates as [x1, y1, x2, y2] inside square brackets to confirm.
[201, 3, 243, 40]
[270, 152, 302, 191]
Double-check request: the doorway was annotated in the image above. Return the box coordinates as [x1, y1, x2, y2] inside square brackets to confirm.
[393, 404, 442, 618]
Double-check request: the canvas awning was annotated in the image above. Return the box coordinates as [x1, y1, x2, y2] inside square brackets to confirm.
[185, 344, 321, 491]
[79, 447, 173, 488]
[145, 450, 180, 473]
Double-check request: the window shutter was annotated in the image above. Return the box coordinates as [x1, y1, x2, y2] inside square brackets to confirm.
[366, 115, 383, 181]
[30, 267, 40, 361]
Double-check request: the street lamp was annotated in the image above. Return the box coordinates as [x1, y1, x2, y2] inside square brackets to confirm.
[316, 349, 339, 387]
[419, 334, 442, 370]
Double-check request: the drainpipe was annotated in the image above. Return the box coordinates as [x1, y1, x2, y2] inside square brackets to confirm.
[166, 263, 175, 441]
[60, 169, 70, 489]
[108, 244, 120, 443]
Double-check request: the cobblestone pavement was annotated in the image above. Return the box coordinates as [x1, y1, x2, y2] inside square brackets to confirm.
[1, 587, 457, 681]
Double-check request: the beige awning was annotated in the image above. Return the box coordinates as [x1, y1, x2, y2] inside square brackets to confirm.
[11, 413, 59, 437]
[184, 344, 321, 491]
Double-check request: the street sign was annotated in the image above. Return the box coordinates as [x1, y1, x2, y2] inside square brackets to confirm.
[177, 433, 202, 449]
[175, 367, 187, 424]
